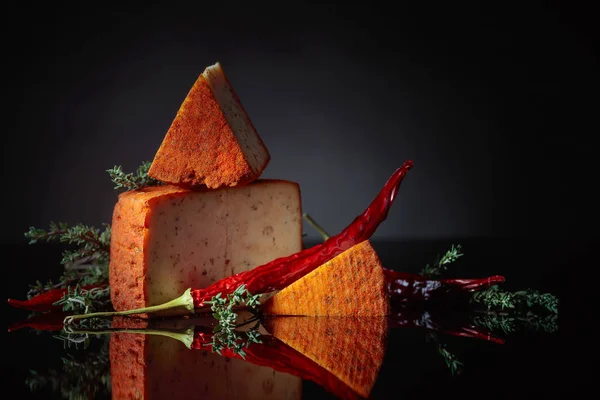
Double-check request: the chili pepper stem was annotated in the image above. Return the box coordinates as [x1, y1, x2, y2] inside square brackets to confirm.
[63, 325, 195, 349]
[302, 213, 330, 241]
[63, 288, 195, 326]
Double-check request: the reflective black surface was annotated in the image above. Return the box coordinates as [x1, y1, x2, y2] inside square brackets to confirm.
[5, 239, 592, 399]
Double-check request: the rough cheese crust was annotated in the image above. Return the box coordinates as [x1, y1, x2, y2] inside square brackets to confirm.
[109, 180, 302, 311]
[110, 318, 301, 400]
[263, 240, 390, 316]
[148, 62, 270, 189]
[266, 316, 387, 398]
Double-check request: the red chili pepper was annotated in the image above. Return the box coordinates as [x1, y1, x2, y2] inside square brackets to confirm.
[8, 289, 70, 312]
[192, 161, 415, 307]
[8, 284, 104, 312]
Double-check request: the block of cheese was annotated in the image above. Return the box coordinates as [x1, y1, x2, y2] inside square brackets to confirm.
[263, 240, 390, 316]
[110, 318, 301, 400]
[109, 179, 302, 311]
[148, 62, 270, 189]
[265, 316, 387, 398]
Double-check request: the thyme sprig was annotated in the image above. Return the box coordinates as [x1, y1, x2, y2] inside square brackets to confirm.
[204, 284, 263, 358]
[107, 161, 162, 191]
[472, 311, 558, 334]
[420, 248, 463, 375]
[26, 336, 111, 399]
[22, 160, 158, 308]
[420, 244, 463, 278]
[426, 332, 463, 376]
[25, 222, 111, 265]
[438, 343, 464, 376]
[53, 284, 112, 314]
[27, 259, 109, 300]
[470, 285, 559, 314]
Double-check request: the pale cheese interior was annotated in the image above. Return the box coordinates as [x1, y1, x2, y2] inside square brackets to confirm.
[203, 62, 269, 175]
[145, 180, 302, 305]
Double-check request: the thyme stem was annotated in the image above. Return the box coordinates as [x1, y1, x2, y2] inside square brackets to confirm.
[302, 213, 330, 241]
[420, 244, 463, 278]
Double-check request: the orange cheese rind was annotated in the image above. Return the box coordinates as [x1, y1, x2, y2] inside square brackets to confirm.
[148, 62, 270, 189]
[263, 240, 390, 316]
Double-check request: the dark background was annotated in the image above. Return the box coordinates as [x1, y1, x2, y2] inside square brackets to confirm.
[6, 1, 598, 243]
[4, 3, 597, 395]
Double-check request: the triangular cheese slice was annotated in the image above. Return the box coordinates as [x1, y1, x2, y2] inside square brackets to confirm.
[263, 240, 389, 316]
[265, 316, 387, 398]
[149, 62, 270, 189]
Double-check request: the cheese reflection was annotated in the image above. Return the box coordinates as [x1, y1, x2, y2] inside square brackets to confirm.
[108, 316, 388, 399]
[263, 316, 387, 398]
[109, 317, 299, 400]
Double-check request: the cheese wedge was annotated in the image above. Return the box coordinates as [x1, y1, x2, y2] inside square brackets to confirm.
[109, 180, 302, 312]
[148, 62, 270, 189]
[110, 318, 301, 400]
[265, 316, 387, 398]
[263, 240, 390, 316]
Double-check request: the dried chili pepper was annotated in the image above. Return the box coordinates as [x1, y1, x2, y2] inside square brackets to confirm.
[191, 160, 415, 307]
[384, 269, 505, 306]
[8, 284, 104, 312]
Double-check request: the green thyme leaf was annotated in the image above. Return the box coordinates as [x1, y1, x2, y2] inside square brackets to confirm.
[426, 332, 463, 376]
[107, 161, 161, 191]
[25, 222, 111, 267]
[53, 284, 111, 314]
[205, 284, 263, 358]
[470, 285, 559, 314]
[472, 311, 558, 334]
[420, 244, 463, 278]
